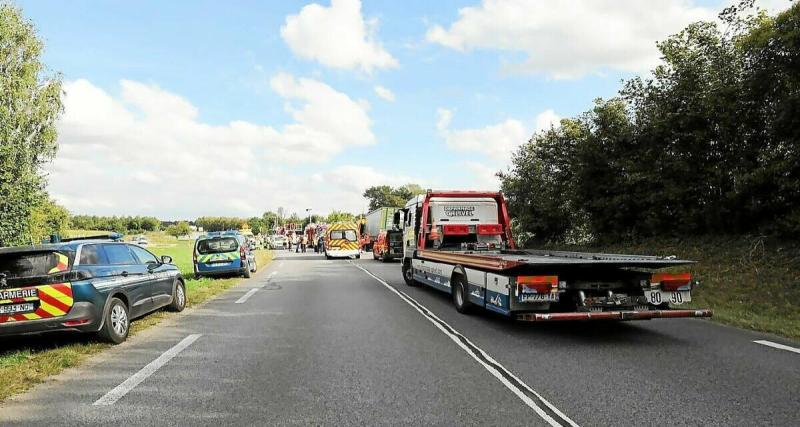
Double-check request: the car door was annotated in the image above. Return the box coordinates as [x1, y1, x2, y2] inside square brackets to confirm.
[129, 245, 173, 308]
[102, 243, 152, 318]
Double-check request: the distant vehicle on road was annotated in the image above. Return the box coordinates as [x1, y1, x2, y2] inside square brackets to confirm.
[193, 232, 257, 278]
[269, 235, 287, 249]
[325, 222, 361, 259]
[0, 237, 184, 344]
[363, 207, 400, 251]
[372, 230, 403, 262]
[133, 236, 149, 248]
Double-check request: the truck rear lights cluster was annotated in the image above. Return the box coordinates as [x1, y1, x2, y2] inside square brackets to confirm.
[477, 224, 503, 235]
[240, 246, 246, 260]
[442, 224, 470, 235]
[650, 273, 692, 291]
[517, 275, 559, 294]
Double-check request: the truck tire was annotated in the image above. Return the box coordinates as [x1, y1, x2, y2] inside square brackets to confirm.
[452, 275, 474, 314]
[402, 261, 416, 287]
[98, 297, 129, 344]
[243, 266, 251, 278]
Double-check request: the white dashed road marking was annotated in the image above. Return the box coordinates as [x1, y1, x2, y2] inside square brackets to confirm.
[236, 288, 259, 304]
[754, 340, 800, 355]
[94, 334, 202, 406]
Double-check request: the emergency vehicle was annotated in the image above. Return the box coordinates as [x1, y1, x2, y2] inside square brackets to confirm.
[325, 222, 361, 259]
[398, 191, 713, 321]
[193, 231, 257, 278]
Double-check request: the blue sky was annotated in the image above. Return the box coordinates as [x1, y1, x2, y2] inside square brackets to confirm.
[16, 0, 792, 219]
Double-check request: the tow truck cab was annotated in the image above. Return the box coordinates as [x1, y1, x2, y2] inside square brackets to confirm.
[396, 191, 712, 322]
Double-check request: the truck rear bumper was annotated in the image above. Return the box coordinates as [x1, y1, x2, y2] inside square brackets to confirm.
[515, 308, 713, 322]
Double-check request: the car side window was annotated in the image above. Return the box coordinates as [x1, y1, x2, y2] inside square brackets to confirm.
[130, 245, 159, 265]
[79, 244, 108, 265]
[103, 244, 137, 265]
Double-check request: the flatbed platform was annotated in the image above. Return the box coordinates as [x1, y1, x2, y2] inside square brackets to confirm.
[418, 249, 694, 272]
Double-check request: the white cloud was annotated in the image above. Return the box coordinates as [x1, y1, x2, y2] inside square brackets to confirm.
[438, 109, 560, 168]
[426, 0, 716, 79]
[374, 85, 395, 102]
[462, 161, 501, 190]
[49, 77, 382, 218]
[534, 109, 561, 132]
[281, 0, 398, 73]
[436, 108, 453, 131]
[437, 109, 527, 163]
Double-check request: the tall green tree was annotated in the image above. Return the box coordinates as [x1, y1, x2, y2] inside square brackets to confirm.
[29, 196, 69, 243]
[0, 5, 63, 246]
[501, 2, 800, 242]
[165, 221, 191, 239]
[326, 210, 355, 223]
[363, 183, 425, 211]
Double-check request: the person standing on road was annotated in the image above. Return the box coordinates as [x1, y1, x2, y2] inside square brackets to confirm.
[301, 235, 308, 253]
[294, 233, 300, 253]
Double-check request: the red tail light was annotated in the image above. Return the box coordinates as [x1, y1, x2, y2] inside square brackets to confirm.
[651, 273, 692, 291]
[240, 246, 246, 260]
[442, 225, 470, 235]
[62, 319, 91, 327]
[477, 224, 503, 235]
[517, 276, 558, 294]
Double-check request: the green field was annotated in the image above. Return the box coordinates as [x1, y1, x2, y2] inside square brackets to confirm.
[0, 231, 271, 402]
[549, 236, 800, 340]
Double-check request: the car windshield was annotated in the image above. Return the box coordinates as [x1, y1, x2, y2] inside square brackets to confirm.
[330, 230, 357, 241]
[196, 237, 239, 254]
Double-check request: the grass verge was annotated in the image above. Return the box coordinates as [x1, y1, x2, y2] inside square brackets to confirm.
[0, 233, 271, 403]
[548, 236, 800, 340]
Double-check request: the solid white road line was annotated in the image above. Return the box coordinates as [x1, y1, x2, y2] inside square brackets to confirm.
[93, 334, 202, 406]
[350, 262, 579, 427]
[754, 340, 800, 354]
[235, 288, 259, 304]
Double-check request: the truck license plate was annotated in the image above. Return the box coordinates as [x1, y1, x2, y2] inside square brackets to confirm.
[646, 290, 691, 305]
[519, 293, 559, 303]
[0, 302, 36, 315]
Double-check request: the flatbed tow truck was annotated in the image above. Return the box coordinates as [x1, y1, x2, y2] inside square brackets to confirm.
[398, 191, 713, 321]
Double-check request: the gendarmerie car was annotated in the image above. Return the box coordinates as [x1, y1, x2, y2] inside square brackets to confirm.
[0, 235, 185, 343]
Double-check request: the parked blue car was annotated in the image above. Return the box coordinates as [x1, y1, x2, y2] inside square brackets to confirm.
[0, 236, 185, 344]
[193, 231, 257, 278]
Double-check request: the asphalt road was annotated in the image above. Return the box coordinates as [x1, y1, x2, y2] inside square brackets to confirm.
[0, 250, 797, 426]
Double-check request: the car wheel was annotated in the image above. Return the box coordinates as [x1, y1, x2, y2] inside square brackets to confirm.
[355, 254, 361, 259]
[402, 261, 416, 287]
[98, 297, 129, 344]
[168, 280, 186, 312]
[453, 275, 474, 314]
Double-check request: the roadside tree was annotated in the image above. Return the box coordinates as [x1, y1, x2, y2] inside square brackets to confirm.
[0, 5, 63, 246]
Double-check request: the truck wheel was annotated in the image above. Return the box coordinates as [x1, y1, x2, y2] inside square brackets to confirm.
[243, 266, 252, 278]
[402, 261, 416, 287]
[98, 297, 129, 344]
[168, 280, 186, 312]
[453, 275, 474, 314]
